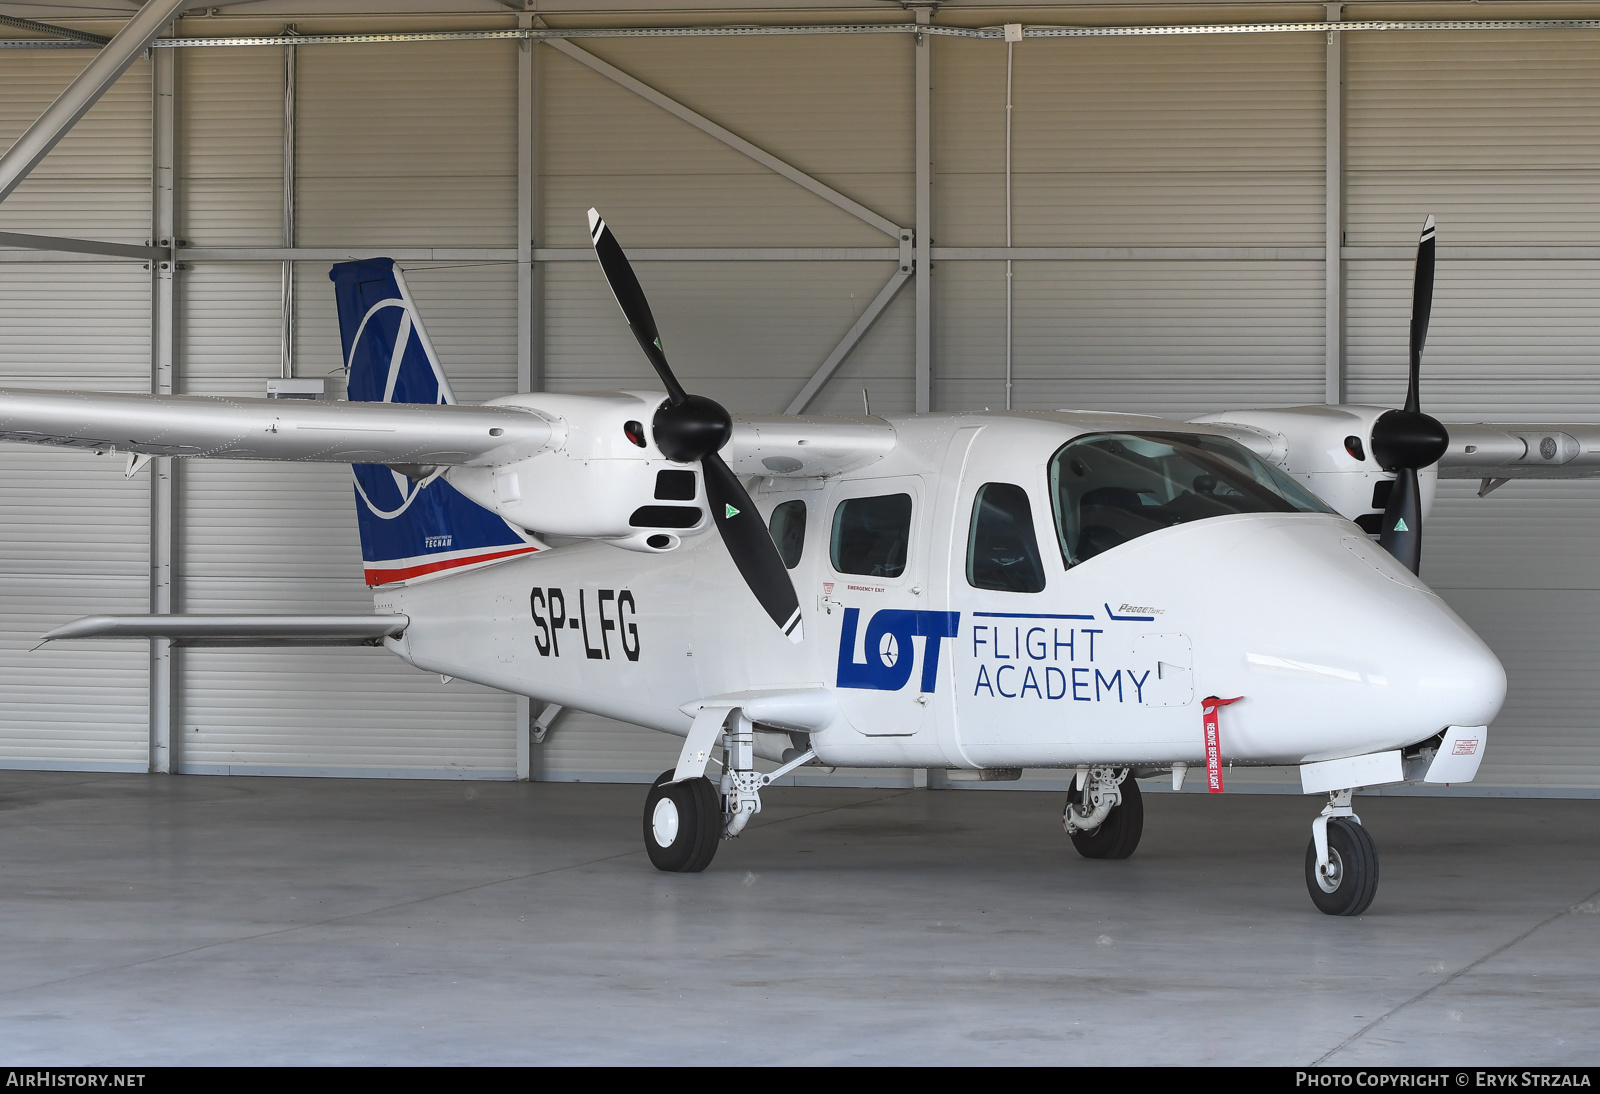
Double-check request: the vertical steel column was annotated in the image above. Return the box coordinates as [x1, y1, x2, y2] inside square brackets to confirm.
[1004, 32, 1016, 411]
[280, 28, 296, 379]
[1324, 3, 1345, 404]
[516, 13, 538, 781]
[913, 8, 933, 414]
[150, 42, 179, 774]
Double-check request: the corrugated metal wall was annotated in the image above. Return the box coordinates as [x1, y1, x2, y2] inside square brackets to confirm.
[0, 50, 152, 771]
[4, 8, 1600, 789]
[1345, 28, 1600, 790]
[934, 32, 1325, 413]
[176, 41, 522, 777]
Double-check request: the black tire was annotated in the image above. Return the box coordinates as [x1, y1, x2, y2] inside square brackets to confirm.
[643, 770, 721, 873]
[1304, 816, 1379, 916]
[1064, 773, 1144, 860]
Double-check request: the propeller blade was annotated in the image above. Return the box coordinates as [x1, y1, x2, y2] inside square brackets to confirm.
[587, 208, 687, 405]
[700, 451, 804, 643]
[1406, 214, 1436, 414]
[1377, 467, 1423, 574]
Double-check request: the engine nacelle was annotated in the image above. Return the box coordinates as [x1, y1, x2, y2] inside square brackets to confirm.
[445, 390, 710, 548]
[1191, 405, 1436, 531]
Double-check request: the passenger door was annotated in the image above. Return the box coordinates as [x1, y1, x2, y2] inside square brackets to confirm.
[815, 477, 946, 738]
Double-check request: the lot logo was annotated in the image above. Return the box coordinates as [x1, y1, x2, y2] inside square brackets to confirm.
[837, 608, 960, 693]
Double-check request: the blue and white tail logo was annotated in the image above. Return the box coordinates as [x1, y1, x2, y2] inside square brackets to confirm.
[331, 258, 537, 585]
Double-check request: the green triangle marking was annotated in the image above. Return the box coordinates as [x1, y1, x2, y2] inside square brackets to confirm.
[725, 503, 740, 519]
[1394, 518, 1409, 532]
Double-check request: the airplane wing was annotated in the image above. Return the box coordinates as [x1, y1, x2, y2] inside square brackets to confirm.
[0, 389, 897, 478]
[723, 415, 896, 478]
[0, 388, 553, 466]
[1440, 423, 1600, 481]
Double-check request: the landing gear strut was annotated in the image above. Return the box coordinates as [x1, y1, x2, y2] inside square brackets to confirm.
[1304, 788, 1379, 916]
[645, 707, 818, 872]
[1063, 767, 1144, 859]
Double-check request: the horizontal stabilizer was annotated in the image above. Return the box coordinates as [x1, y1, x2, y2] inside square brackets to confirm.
[42, 614, 408, 647]
[0, 389, 551, 466]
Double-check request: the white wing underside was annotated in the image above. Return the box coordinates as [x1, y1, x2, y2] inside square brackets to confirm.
[0, 388, 898, 476]
[0, 388, 553, 465]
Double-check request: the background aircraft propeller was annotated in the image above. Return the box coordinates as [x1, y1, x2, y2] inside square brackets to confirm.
[588, 208, 804, 643]
[1369, 215, 1450, 574]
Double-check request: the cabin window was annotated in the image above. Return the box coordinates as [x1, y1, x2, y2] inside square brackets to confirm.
[1049, 432, 1334, 566]
[966, 482, 1046, 593]
[831, 493, 912, 578]
[767, 499, 807, 569]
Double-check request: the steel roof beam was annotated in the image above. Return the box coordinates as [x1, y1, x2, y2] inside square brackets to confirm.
[0, 0, 191, 205]
[0, 230, 166, 261]
[0, 14, 109, 46]
[542, 35, 905, 241]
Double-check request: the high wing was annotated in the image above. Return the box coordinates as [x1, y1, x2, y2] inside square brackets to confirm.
[722, 414, 895, 478]
[0, 388, 554, 467]
[0, 389, 897, 478]
[1441, 423, 1600, 481]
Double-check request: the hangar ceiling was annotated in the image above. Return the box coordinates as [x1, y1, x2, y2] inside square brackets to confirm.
[3, 0, 1600, 792]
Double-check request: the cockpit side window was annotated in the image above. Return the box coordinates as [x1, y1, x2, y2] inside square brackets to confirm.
[966, 482, 1046, 593]
[1049, 432, 1334, 566]
[831, 493, 912, 578]
[767, 499, 807, 569]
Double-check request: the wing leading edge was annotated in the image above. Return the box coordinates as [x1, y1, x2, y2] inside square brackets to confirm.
[0, 389, 553, 466]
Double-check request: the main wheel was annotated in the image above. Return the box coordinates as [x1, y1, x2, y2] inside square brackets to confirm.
[1304, 817, 1378, 916]
[643, 770, 721, 873]
[1065, 773, 1144, 860]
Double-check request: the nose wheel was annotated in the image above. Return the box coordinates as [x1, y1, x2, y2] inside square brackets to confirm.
[1063, 768, 1144, 859]
[1304, 791, 1379, 916]
[643, 770, 720, 873]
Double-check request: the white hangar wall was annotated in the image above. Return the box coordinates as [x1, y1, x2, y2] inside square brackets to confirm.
[0, 3, 1598, 791]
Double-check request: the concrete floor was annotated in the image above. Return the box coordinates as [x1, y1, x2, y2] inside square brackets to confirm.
[0, 772, 1596, 1065]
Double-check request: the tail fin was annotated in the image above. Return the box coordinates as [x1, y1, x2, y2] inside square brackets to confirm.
[330, 259, 538, 586]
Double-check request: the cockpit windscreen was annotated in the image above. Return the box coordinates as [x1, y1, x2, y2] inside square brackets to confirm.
[1049, 432, 1335, 565]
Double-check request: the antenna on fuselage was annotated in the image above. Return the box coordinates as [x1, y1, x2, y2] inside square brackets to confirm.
[862, 388, 871, 416]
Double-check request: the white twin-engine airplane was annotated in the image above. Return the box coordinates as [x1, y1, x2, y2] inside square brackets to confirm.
[8, 211, 1598, 915]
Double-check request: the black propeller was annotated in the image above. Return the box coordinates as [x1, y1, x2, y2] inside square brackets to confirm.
[587, 208, 804, 643]
[1369, 215, 1450, 574]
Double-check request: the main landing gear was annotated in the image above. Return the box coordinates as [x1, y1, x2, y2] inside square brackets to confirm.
[1063, 767, 1145, 859]
[1305, 788, 1379, 916]
[644, 710, 817, 873]
[644, 770, 720, 873]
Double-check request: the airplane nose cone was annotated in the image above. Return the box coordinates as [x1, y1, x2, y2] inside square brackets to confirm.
[1201, 515, 1505, 761]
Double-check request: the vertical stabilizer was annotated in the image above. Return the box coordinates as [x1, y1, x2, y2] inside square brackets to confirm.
[330, 259, 538, 585]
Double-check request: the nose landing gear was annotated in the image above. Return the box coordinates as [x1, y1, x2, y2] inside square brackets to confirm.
[1305, 789, 1379, 916]
[1063, 767, 1144, 859]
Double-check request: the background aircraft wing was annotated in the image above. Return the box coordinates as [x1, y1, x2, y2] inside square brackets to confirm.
[0, 388, 553, 467]
[1441, 423, 1600, 481]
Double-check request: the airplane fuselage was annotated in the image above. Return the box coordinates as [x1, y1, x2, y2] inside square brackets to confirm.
[379, 410, 1505, 773]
